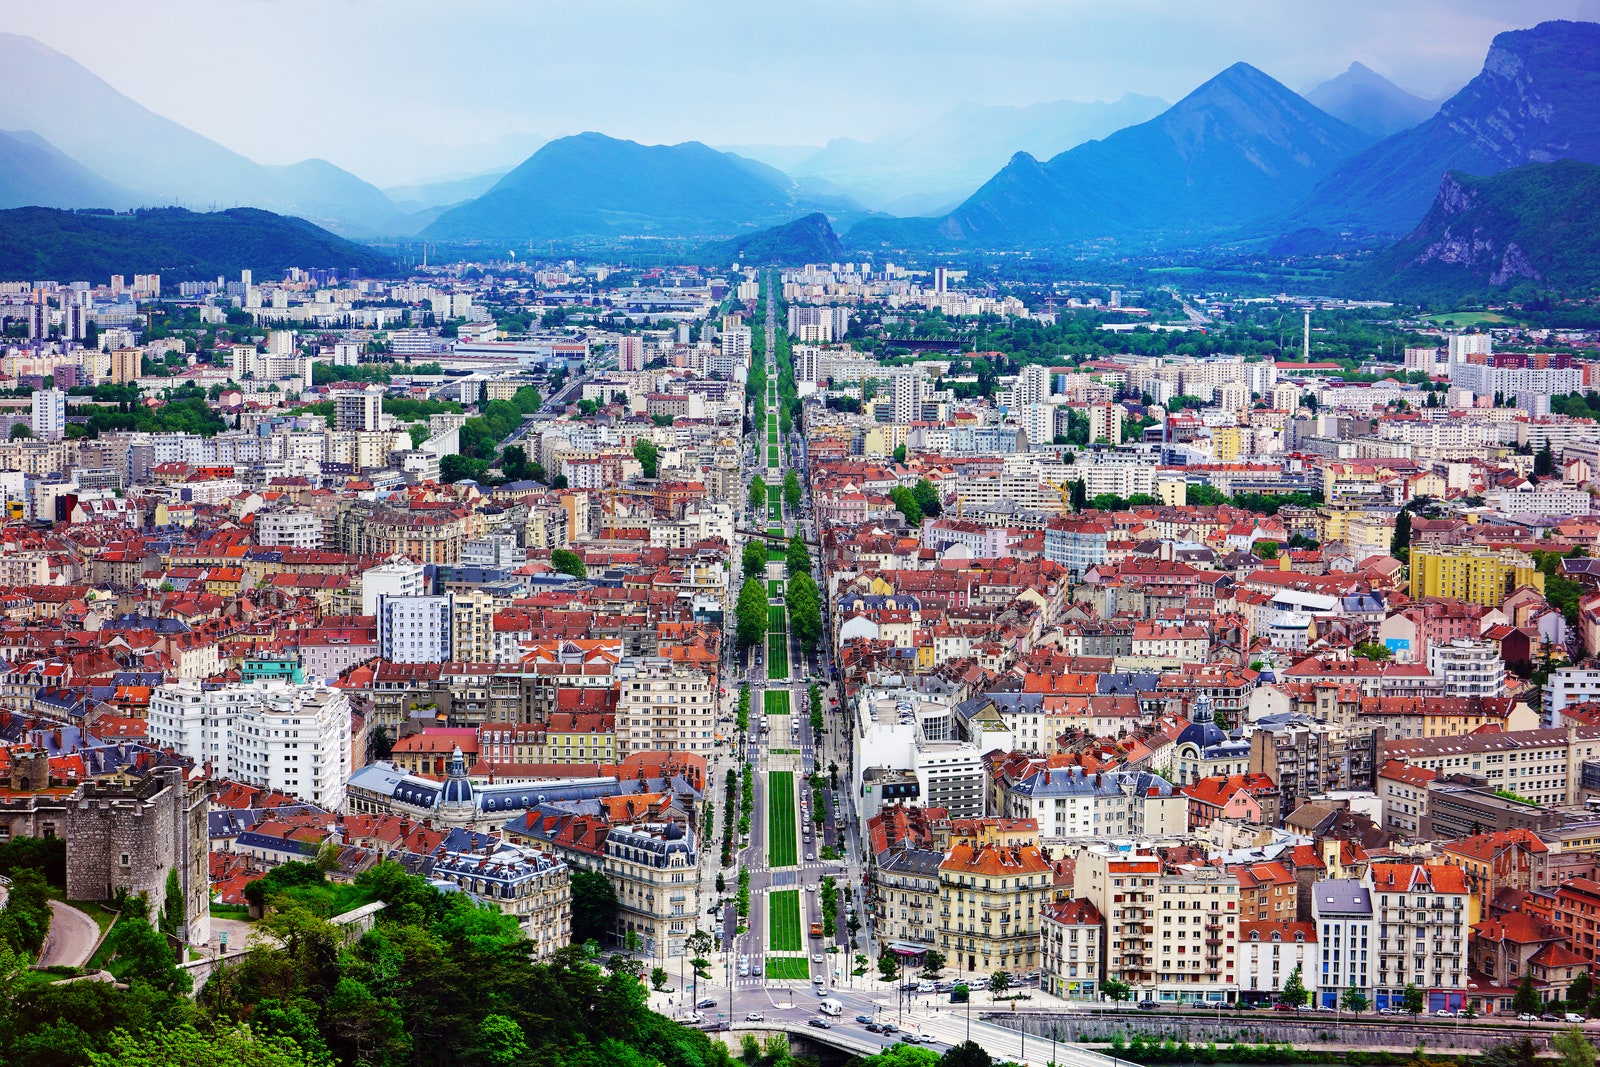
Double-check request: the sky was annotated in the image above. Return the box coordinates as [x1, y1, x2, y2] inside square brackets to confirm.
[6, 0, 1599, 187]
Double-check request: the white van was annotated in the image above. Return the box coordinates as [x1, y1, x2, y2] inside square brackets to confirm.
[817, 998, 844, 1017]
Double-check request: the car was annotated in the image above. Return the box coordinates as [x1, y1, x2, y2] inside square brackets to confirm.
[752, 963, 763, 976]
[812, 953, 824, 963]
[686, 1012, 704, 1025]
[695, 998, 718, 1010]
[880, 1023, 898, 1034]
[738, 961, 750, 977]
[808, 1019, 832, 1029]
[855, 1014, 875, 1025]
[807, 884, 818, 893]
[1138, 1000, 1159, 1011]
[1377, 1008, 1395, 1016]
[806, 853, 815, 861]
[1434, 1009, 1453, 1017]
[917, 981, 937, 993]
[1518, 1013, 1538, 1022]
[815, 986, 830, 997]
[1543, 1013, 1561, 1022]
[1567, 1013, 1588, 1023]
[746, 1012, 765, 1022]
[865, 1023, 883, 1033]
[811, 975, 824, 984]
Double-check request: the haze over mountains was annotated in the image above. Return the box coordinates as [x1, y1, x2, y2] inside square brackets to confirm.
[0, 17, 1596, 290]
[849, 63, 1374, 250]
[728, 94, 1170, 215]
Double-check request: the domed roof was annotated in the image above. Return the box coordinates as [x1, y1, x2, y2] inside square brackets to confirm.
[1176, 721, 1228, 752]
[440, 745, 475, 807]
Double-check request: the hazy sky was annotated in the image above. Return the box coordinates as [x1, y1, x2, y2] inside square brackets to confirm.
[8, 0, 1599, 186]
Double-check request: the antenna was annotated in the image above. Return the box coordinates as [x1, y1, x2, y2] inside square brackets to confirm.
[1302, 310, 1310, 362]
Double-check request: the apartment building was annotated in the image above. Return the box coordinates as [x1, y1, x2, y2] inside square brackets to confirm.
[1384, 724, 1600, 808]
[147, 679, 352, 809]
[1040, 898, 1103, 1000]
[1369, 863, 1470, 1014]
[873, 845, 943, 949]
[1239, 920, 1317, 1005]
[1408, 546, 1544, 607]
[616, 658, 715, 755]
[1156, 865, 1240, 1004]
[1074, 842, 1162, 994]
[937, 837, 1052, 976]
[1428, 638, 1506, 699]
[1310, 878, 1371, 1008]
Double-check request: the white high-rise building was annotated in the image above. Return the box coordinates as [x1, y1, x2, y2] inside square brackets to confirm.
[361, 559, 426, 615]
[1014, 364, 1053, 408]
[617, 335, 645, 372]
[1446, 333, 1492, 365]
[147, 680, 352, 810]
[30, 388, 65, 440]
[892, 369, 926, 424]
[335, 384, 384, 432]
[256, 509, 323, 550]
[378, 594, 453, 663]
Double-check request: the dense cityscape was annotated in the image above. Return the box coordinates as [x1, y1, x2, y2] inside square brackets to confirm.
[2, 7, 1600, 1067]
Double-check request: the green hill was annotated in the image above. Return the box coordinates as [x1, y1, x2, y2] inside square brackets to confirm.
[701, 213, 844, 264]
[0, 206, 393, 281]
[1355, 160, 1600, 300]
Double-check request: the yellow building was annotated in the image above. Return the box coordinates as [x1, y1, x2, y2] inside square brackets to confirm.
[1156, 475, 1188, 507]
[1409, 546, 1544, 606]
[1210, 425, 1246, 463]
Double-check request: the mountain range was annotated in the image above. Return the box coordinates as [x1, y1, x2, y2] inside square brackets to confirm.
[1282, 20, 1600, 239]
[422, 133, 861, 242]
[848, 63, 1373, 250]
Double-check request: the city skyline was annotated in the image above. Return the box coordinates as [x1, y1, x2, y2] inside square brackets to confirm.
[5, 0, 1595, 187]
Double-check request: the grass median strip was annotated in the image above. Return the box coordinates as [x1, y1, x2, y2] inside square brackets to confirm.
[765, 956, 811, 980]
[769, 889, 802, 951]
[768, 769, 797, 868]
[764, 690, 790, 716]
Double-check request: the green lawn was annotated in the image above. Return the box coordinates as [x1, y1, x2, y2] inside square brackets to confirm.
[768, 447, 779, 467]
[767, 633, 788, 679]
[1421, 311, 1514, 327]
[768, 496, 781, 521]
[765, 956, 811, 980]
[764, 690, 790, 716]
[769, 889, 802, 951]
[768, 770, 797, 868]
[768, 579, 783, 598]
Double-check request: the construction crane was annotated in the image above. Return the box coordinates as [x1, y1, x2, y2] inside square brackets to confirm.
[1050, 480, 1075, 518]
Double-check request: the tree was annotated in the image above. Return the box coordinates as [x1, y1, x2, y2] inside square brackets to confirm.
[1391, 507, 1411, 558]
[1403, 982, 1426, 1017]
[159, 867, 185, 939]
[88, 1024, 314, 1067]
[912, 478, 942, 519]
[893, 444, 906, 464]
[8, 424, 30, 440]
[0, 866, 50, 955]
[786, 534, 812, 576]
[651, 966, 669, 991]
[1253, 540, 1278, 560]
[1341, 985, 1369, 1017]
[889, 485, 923, 526]
[500, 445, 532, 481]
[788, 572, 823, 654]
[473, 1014, 530, 1067]
[550, 548, 587, 580]
[743, 540, 770, 582]
[1101, 976, 1132, 1002]
[1513, 971, 1542, 1018]
[569, 869, 618, 946]
[1279, 964, 1308, 1008]
[877, 948, 901, 984]
[736, 577, 768, 650]
[941, 1041, 993, 1067]
[919, 949, 946, 979]
[1536, 442, 1556, 477]
[987, 970, 1011, 998]
[632, 438, 659, 479]
[1569, 970, 1593, 1014]
[783, 470, 802, 511]
[750, 476, 767, 510]
[1069, 478, 1087, 513]
[1352, 642, 1392, 662]
[551, 474, 568, 489]
[1555, 1025, 1597, 1067]
[103, 899, 190, 994]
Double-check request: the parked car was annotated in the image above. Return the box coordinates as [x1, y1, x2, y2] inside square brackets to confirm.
[1567, 1013, 1587, 1023]
[1434, 1009, 1453, 1017]
[1517, 1014, 1537, 1022]
[1542, 1013, 1561, 1022]
[1138, 1000, 1159, 1011]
